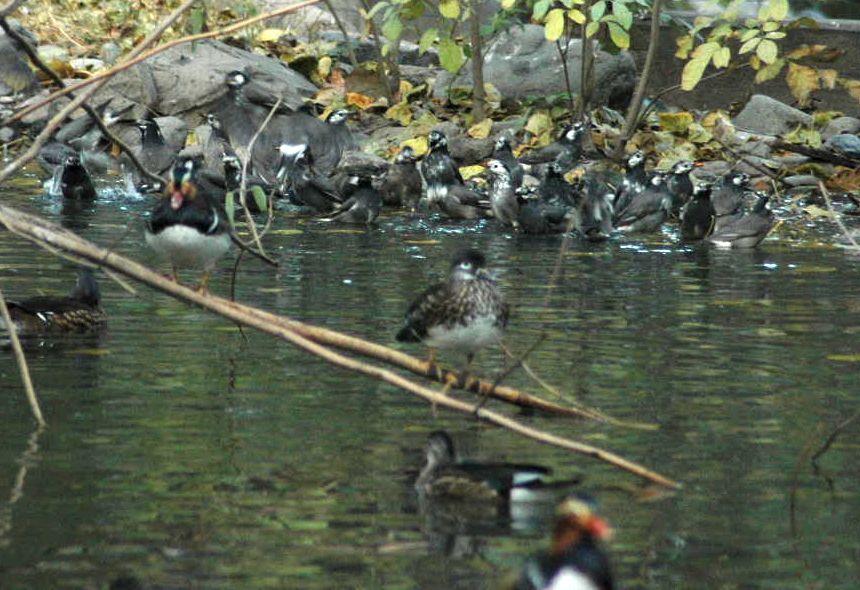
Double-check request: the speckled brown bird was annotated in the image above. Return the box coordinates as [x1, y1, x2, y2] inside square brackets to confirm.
[1, 269, 106, 334]
[396, 249, 508, 366]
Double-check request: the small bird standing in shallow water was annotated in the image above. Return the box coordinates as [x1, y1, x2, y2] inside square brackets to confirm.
[515, 495, 614, 590]
[0, 269, 106, 335]
[144, 157, 232, 291]
[396, 249, 509, 371]
[487, 159, 521, 230]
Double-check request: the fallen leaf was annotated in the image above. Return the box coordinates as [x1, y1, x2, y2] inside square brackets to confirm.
[384, 101, 413, 126]
[401, 136, 428, 157]
[459, 165, 485, 180]
[467, 118, 493, 139]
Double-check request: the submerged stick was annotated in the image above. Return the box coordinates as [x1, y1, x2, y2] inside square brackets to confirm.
[0, 288, 45, 427]
[0, 204, 680, 489]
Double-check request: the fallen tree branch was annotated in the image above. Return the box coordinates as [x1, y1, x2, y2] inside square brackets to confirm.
[0, 203, 680, 489]
[772, 139, 860, 169]
[811, 407, 860, 466]
[0, 287, 45, 427]
[3, 0, 324, 128]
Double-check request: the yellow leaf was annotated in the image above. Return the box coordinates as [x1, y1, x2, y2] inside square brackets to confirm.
[768, 0, 788, 21]
[399, 79, 414, 96]
[713, 46, 731, 68]
[840, 79, 860, 106]
[467, 118, 493, 139]
[682, 57, 709, 91]
[754, 58, 784, 83]
[786, 63, 820, 107]
[567, 9, 586, 24]
[818, 68, 838, 90]
[384, 101, 413, 125]
[544, 8, 565, 41]
[317, 55, 332, 79]
[802, 205, 833, 218]
[459, 165, 485, 180]
[658, 111, 694, 133]
[756, 39, 779, 64]
[501, 0, 515, 8]
[826, 354, 860, 362]
[269, 229, 305, 235]
[404, 239, 441, 245]
[439, 0, 460, 19]
[401, 136, 428, 157]
[525, 112, 552, 137]
[184, 129, 199, 147]
[256, 28, 286, 43]
[675, 35, 693, 59]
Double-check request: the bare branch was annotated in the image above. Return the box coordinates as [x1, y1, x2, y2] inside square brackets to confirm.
[0, 287, 45, 427]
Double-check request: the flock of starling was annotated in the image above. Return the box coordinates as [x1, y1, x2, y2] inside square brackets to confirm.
[5, 67, 789, 590]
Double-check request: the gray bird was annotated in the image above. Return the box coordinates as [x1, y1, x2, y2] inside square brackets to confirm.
[666, 160, 697, 216]
[380, 146, 423, 210]
[614, 172, 671, 233]
[708, 192, 774, 249]
[680, 183, 715, 241]
[486, 159, 520, 229]
[323, 174, 381, 224]
[284, 146, 343, 213]
[492, 135, 524, 188]
[520, 121, 586, 171]
[421, 130, 464, 205]
[613, 150, 648, 214]
[576, 175, 615, 241]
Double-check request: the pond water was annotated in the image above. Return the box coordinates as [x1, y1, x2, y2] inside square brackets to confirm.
[1, 168, 859, 589]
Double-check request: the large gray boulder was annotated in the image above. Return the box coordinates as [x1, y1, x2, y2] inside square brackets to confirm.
[0, 20, 39, 97]
[733, 94, 813, 136]
[433, 25, 636, 108]
[91, 40, 318, 123]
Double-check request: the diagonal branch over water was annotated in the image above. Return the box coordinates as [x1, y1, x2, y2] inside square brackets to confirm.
[0, 203, 681, 489]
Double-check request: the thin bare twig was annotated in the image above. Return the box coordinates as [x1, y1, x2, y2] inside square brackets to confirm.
[0, 203, 680, 489]
[811, 408, 860, 465]
[238, 98, 280, 257]
[0, 288, 45, 427]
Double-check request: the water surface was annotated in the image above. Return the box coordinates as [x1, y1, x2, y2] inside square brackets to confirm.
[1, 169, 859, 588]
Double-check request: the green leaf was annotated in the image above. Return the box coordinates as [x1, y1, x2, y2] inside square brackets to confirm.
[590, 0, 606, 21]
[439, 0, 460, 19]
[500, 0, 516, 9]
[612, 1, 633, 30]
[585, 20, 600, 38]
[532, 0, 551, 21]
[682, 57, 709, 91]
[438, 37, 465, 73]
[756, 38, 778, 64]
[658, 111, 694, 133]
[225, 192, 235, 226]
[189, 7, 206, 35]
[762, 21, 780, 32]
[768, 0, 789, 21]
[544, 9, 565, 41]
[251, 185, 267, 212]
[384, 100, 413, 125]
[607, 22, 629, 49]
[739, 37, 761, 55]
[691, 41, 720, 61]
[675, 34, 693, 59]
[567, 9, 586, 24]
[765, 31, 786, 39]
[418, 28, 437, 54]
[381, 16, 403, 41]
[525, 111, 552, 136]
[713, 46, 731, 68]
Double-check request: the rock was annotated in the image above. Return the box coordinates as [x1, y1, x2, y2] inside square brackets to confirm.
[825, 133, 860, 159]
[101, 42, 122, 65]
[696, 160, 732, 178]
[449, 136, 493, 166]
[398, 65, 442, 86]
[783, 174, 822, 187]
[37, 44, 69, 63]
[822, 116, 860, 140]
[91, 40, 318, 124]
[733, 94, 813, 136]
[737, 139, 772, 158]
[433, 25, 636, 108]
[0, 126, 15, 143]
[0, 20, 39, 97]
[771, 154, 810, 168]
